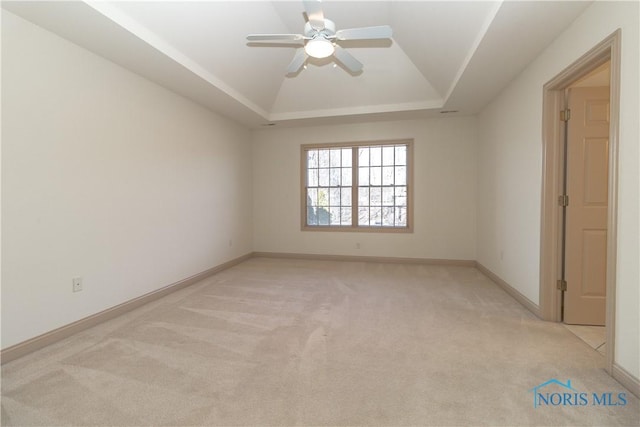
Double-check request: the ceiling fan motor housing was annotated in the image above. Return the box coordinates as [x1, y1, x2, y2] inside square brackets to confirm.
[304, 19, 336, 37]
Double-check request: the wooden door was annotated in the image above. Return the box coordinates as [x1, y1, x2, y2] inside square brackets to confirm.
[563, 86, 610, 325]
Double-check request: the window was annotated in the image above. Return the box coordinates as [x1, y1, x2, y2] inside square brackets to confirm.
[302, 140, 413, 232]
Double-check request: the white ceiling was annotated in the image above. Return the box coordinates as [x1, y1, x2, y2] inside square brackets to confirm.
[3, 1, 593, 128]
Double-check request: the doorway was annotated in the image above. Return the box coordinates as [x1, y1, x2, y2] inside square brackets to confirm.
[539, 30, 620, 375]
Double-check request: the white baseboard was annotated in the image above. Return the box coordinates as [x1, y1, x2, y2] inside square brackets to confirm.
[252, 251, 476, 266]
[613, 363, 640, 399]
[475, 262, 542, 319]
[0, 253, 252, 364]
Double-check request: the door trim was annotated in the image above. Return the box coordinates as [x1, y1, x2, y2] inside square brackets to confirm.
[539, 30, 620, 375]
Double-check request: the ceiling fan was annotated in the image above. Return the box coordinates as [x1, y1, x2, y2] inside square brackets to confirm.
[246, 0, 393, 75]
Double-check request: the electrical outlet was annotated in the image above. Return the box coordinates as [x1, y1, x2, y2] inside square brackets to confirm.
[72, 277, 83, 293]
[356, 242, 361, 249]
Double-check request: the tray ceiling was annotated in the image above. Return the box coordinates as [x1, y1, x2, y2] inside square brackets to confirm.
[2, 1, 592, 128]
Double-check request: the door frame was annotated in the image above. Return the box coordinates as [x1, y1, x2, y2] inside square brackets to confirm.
[539, 30, 621, 375]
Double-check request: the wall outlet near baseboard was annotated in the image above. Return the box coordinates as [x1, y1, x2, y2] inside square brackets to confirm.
[72, 277, 83, 292]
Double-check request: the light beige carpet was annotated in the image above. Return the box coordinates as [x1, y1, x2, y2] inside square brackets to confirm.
[2, 257, 638, 426]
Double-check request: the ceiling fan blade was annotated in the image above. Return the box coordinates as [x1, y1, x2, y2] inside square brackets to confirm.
[247, 34, 305, 42]
[287, 48, 308, 74]
[303, 0, 325, 31]
[335, 25, 393, 41]
[333, 46, 363, 73]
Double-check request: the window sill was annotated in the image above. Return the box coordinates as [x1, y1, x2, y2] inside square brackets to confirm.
[301, 225, 413, 233]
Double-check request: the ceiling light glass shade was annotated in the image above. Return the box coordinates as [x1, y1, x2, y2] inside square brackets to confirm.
[304, 37, 335, 59]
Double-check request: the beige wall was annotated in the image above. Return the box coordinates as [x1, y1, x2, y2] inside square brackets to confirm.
[1, 12, 253, 348]
[476, 1, 639, 378]
[252, 117, 477, 261]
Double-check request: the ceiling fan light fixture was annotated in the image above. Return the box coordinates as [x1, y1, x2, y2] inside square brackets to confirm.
[247, 1, 392, 75]
[304, 37, 334, 59]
